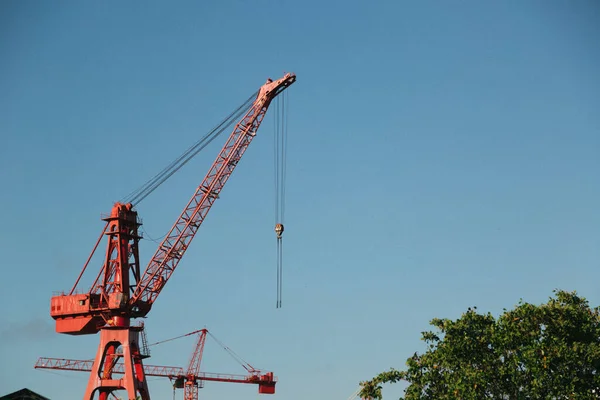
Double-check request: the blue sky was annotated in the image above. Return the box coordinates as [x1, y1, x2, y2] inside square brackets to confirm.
[1, 1, 599, 399]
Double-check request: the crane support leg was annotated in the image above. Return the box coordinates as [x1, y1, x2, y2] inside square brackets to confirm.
[84, 326, 150, 400]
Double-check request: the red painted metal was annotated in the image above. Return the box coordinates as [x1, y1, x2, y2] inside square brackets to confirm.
[84, 326, 149, 400]
[51, 203, 142, 335]
[45, 73, 295, 399]
[183, 329, 207, 400]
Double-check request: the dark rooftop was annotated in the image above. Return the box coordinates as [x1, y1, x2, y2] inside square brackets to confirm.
[0, 389, 50, 400]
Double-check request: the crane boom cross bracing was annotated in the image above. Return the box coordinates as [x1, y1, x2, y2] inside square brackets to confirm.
[46, 72, 296, 400]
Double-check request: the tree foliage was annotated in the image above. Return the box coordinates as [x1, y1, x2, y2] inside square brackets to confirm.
[360, 290, 600, 399]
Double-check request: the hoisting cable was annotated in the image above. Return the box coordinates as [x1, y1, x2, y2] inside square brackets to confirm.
[206, 330, 258, 374]
[121, 91, 259, 206]
[147, 329, 205, 347]
[142, 328, 260, 374]
[125, 92, 256, 205]
[74, 328, 204, 362]
[274, 90, 288, 308]
[140, 225, 167, 244]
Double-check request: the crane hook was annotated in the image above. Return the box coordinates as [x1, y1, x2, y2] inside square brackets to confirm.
[275, 223, 284, 239]
[275, 223, 284, 308]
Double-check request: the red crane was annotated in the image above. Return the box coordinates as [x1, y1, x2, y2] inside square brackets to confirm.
[166, 328, 277, 399]
[34, 328, 276, 399]
[46, 73, 296, 400]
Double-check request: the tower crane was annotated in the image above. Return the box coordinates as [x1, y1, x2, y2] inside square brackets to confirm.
[34, 328, 276, 399]
[169, 329, 276, 399]
[46, 73, 296, 400]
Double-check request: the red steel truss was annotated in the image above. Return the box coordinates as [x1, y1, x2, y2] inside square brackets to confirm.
[35, 357, 183, 378]
[34, 357, 277, 387]
[182, 329, 207, 400]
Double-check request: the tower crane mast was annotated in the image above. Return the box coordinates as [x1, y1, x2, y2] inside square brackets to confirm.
[46, 73, 296, 400]
[172, 328, 276, 399]
[182, 329, 207, 400]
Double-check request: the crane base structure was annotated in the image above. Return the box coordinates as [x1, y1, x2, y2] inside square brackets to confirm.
[84, 325, 150, 400]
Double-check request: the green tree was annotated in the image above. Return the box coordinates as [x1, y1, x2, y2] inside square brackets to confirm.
[360, 290, 600, 399]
